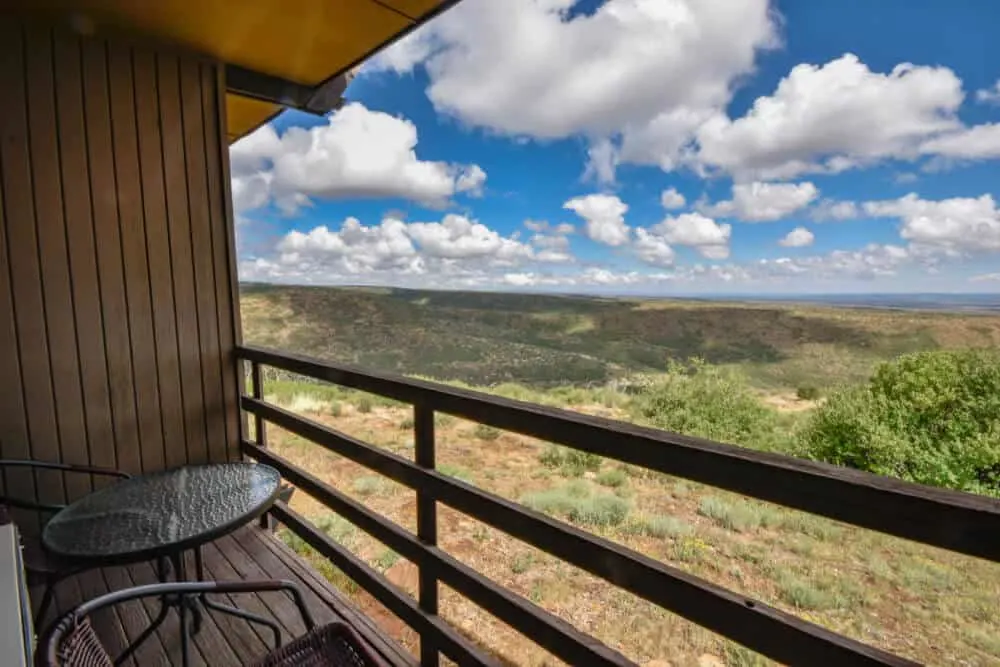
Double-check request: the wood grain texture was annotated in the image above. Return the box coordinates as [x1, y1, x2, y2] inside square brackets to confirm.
[0, 20, 38, 531]
[0, 18, 241, 504]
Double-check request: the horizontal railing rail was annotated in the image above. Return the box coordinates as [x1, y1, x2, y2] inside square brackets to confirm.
[237, 343, 1000, 666]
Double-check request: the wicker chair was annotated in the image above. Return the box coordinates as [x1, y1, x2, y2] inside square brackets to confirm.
[0, 459, 134, 627]
[42, 580, 387, 667]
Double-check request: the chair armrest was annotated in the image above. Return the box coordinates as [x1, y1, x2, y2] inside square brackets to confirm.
[0, 459, 131, 480]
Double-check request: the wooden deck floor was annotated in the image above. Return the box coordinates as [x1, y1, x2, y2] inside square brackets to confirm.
[30, 525, 415, 666]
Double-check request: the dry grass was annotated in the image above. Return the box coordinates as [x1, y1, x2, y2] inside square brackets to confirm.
[267, 396, 1000, 667]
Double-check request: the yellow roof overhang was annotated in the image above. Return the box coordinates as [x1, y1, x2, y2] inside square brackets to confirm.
[7, 0, 460, 142]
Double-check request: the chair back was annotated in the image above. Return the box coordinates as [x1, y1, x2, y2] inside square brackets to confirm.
[43, 616, 113, 667]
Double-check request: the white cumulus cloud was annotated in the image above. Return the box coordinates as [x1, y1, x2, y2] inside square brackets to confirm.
[976, 80, 1000, 104]
[633, 228, 676, 267]
[779, 227, 815, 247]
[919, 123, 1000, 161]
[563, 194, 631, 246]
[367, 0, 777, 182]
[695, 54, 964, 179]
[863, 193, 1000, 252]
[229, 103, 487, 213]
[809, 199, 860, 222]
[660, 187, 686, 209]
[653, 212, 731, 259]
[699, 181, 818, 221]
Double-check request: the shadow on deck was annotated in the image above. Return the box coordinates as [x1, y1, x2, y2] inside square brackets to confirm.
[30, 525, 414, 667]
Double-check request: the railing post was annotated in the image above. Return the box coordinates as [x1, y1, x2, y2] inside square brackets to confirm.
[251, 361, 273, 531]
[414, 403, 439, 667]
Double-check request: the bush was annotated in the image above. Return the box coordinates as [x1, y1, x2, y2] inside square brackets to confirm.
[626, 514, 692, 539]
[352, 476, 392, 497]
[521, 481, 631, 527]
[802, 350, 1000, 495]
[796, 385, 820, 401]
[474, 424, 501, 441]
[632, 359, 788, 452]
[438, 463, 475, 483]
[356, 396, 373, 414]
[538, 445, 602, 476]
[595, 468, 628, 488]
[697, 496, 775, 532]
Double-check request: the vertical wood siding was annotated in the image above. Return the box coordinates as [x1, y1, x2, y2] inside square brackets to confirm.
[0, 21, 241, 515]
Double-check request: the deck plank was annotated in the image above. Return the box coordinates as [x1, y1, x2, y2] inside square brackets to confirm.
[198, 540, 284, 652]
[256, 528, 419, 667]
[29, 526, 410, 666]
[219, 531, 331, 637]
[101, 565, 171, 666]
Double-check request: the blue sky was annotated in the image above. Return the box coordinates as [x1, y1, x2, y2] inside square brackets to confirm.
[233, 0, 1000, 294]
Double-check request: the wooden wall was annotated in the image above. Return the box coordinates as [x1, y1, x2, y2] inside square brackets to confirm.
[0, 19, 241, 517]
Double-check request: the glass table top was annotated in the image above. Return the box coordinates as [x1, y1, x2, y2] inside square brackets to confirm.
[43, 463, 281, 559]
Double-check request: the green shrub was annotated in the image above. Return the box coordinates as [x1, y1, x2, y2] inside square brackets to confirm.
[438, 464, 475, 483]
[796, 385, 820, 401]
[313, 513, 357, 547]
[697, 496, 769, 532]
[399, 416, 415, 430]
[595, 468, 628, 488]
[521, 482, 631, 527]
[802, 350, 1000, 495]
[626, 514, 692, 539]
[632, 359, 788, 452]
[356, 396, 373, 414]
[474, 424, 501, 441]
[538, 445, 602, 476]
[373, 549, 400, 571]
[510, 552, 534, 574]
[775, 573, 838, 610]
[568, 495, 630, 527]
[352, 476, 392, 497]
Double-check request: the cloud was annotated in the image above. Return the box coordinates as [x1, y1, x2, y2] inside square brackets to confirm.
[563, 194, 631, 246]
[633, 228, 676, 267]
[976, 80, 1000, 104]
[456, 165, 488, 196]
[698, 181, 818, 221]
[529, 226, 576, 264]
[653, 212, 731, 259]
[971, 272, 1000, 282]
[919, 123, 1000, 161]
[779, 226, 815, 247]
[278, 217, 422, 274]
[809, 199, 860, 221]
[524, 220, 575, 234]
[367, 0, 777, 182]
[228, 103, 487, 213]
[660, 187, 686, 210]
[695, 54, 964, 179]
[251, 212, 580, 288]
[408, 214, 533, 262]
[863, 193, 1000, 252]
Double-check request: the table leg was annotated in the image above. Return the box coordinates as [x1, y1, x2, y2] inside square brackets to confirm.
[193, 546, 283, 650]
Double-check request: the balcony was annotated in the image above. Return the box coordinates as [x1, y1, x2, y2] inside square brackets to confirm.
[1, 6, 999, 667]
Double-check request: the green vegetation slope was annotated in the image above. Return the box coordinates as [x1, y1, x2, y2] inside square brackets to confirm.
[241, 284, 1000, 392]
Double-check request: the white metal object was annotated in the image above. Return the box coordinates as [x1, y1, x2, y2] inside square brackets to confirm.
[0, 523, 33, 666]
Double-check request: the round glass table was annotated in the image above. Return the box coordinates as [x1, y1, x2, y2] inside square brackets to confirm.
[43, 462, 281, 562]
[42, 462, 283, 666]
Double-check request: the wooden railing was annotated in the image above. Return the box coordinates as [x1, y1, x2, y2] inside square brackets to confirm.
[237, 344, 1000, 667]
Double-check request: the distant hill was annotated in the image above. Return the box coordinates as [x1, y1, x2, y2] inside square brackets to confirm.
[240, 284, 1000, 390]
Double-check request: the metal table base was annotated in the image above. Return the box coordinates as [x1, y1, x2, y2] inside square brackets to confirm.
[112, 548, 283, 667]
